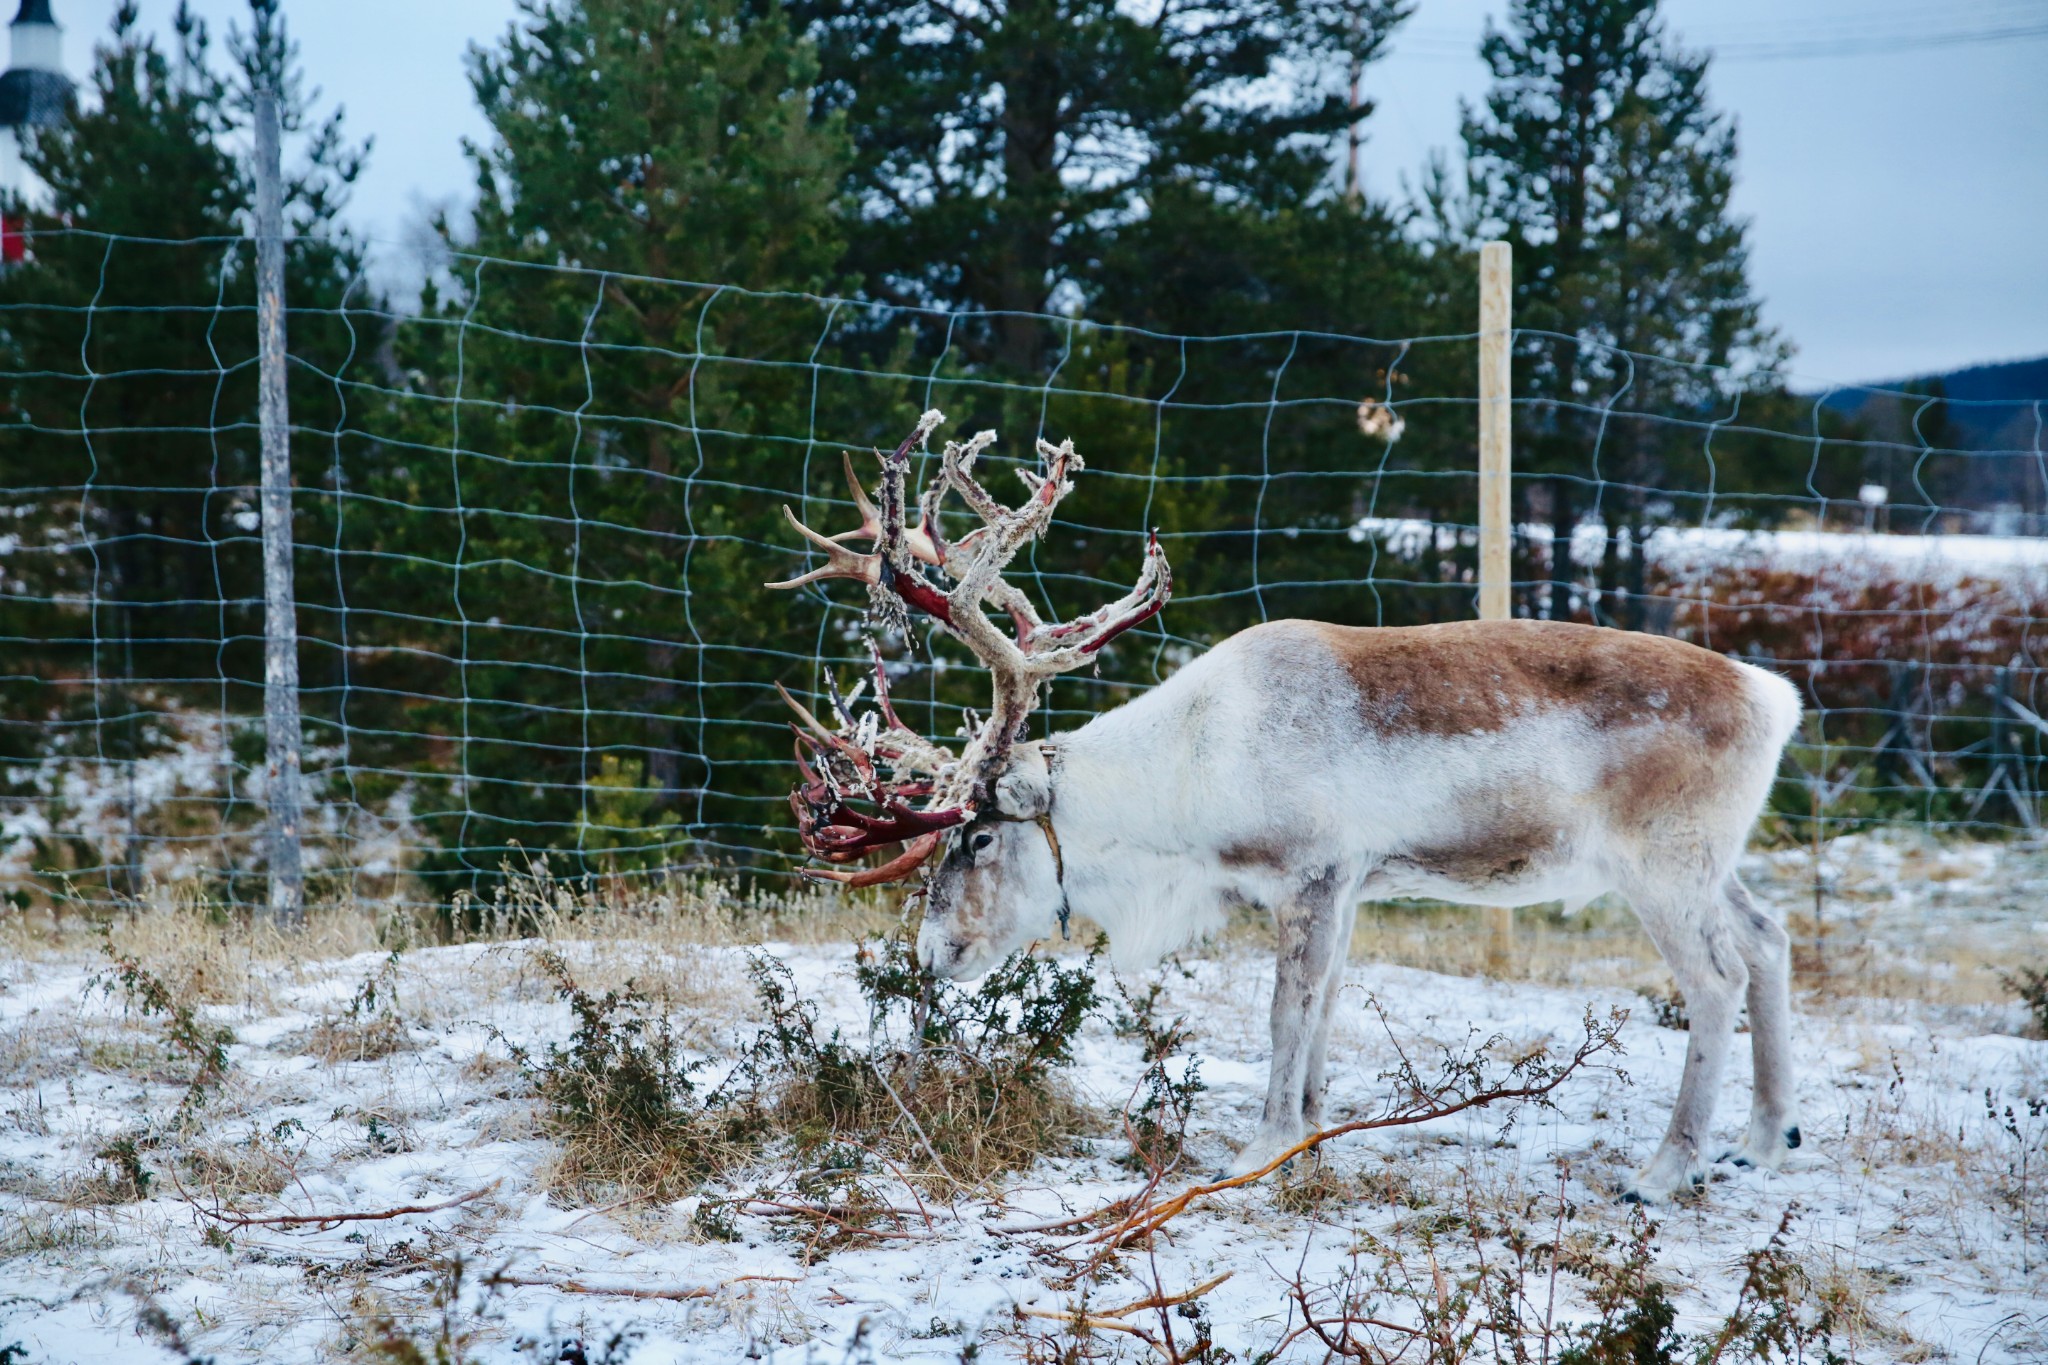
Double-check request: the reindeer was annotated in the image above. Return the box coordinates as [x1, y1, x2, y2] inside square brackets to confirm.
[769, 412, 1803, 1204]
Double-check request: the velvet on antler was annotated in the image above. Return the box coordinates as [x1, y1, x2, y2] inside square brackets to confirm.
[767, 410, 1171, 883]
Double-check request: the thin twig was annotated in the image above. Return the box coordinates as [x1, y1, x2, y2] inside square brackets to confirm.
[987, 1196, 1138, 1235]
[1017, 1273, 1233, 1361]
[865, 1055, 959, 1194]
[559, 1190, 661, 1231]
[1016, 1307, 1156, 1340]
[740, 1198, 927, 1239]
[486, 1270, 799, 1302]
[183, 1179, 499, 1230]
[1081, 1015, 1620, 1249]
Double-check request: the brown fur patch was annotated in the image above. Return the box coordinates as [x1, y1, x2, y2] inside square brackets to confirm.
[1386, 805, 1562, 885]
[1299, 619, 1754, 748]
[1606, 731, 1739, 815]
[1220, 841, 1291, 871]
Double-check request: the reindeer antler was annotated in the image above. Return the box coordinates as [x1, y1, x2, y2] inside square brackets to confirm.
[769, 410, 1172, 883]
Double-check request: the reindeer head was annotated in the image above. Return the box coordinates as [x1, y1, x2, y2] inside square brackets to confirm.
[767, 410, 1170, 971]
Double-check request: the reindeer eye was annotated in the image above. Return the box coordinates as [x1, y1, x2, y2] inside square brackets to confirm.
[971, 830, 995, 853]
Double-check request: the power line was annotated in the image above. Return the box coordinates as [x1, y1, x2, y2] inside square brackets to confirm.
[1399, 15, 2048, 63]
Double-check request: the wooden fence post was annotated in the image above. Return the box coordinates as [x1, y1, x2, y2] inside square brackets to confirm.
[255, 86, 305, 927]
[1478, 241, 1514, 972]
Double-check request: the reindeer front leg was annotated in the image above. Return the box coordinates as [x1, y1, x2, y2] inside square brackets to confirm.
[1227, 868, 1344, 1178]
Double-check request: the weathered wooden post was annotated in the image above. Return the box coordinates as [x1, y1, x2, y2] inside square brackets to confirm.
[255, 85, 305, 926]
[1478, 241, 1514, 971]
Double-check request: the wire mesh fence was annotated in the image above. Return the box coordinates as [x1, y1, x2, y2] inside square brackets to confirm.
[3, 228, 2046, 913]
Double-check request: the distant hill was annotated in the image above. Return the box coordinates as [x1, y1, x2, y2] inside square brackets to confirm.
[1819, 355, 2047, 452]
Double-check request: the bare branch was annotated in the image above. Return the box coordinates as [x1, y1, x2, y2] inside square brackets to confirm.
[485, 1271, 799, 1303]
[1074, 1009, 1626, 1250]
[185, 1180, 498, 1230]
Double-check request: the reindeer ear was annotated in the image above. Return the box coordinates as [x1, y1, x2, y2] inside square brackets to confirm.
[993, 748, 1052, 819]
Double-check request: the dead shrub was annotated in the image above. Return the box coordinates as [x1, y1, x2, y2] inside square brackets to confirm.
[90, 927, 233, 1123]
[498, 947, 756, 1202]
[745, 936, 1101, 1190]
[304, 951, 418, 1063]
[1287, 1202, 1841, 1365]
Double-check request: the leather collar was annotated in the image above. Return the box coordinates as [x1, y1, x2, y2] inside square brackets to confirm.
[1035, 743, 1070, 938]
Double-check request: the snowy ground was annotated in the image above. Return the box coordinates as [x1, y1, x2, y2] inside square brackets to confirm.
[1, 884, 2045, 1364]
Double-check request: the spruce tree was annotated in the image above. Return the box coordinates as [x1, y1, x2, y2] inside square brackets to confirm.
[783, 0, 1413, 369]
[1463, 0, 1779, 402]
[351, 0, 855, 894]
[1458, 0, 1791, 617]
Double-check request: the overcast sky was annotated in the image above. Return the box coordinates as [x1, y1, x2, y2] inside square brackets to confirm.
[50, 0, 2048, 387]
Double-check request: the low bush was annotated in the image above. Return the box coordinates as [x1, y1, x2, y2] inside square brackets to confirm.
[2002, 964, 2048, 1038]
[304, 950, 416, 1063]
[91, 926, 233, 1123]
[497, 948, 757, 1202]
[500, 929, 1105, 1227]
[746, 936, 1101, 1189]
[1109, 970, 1205, 1176]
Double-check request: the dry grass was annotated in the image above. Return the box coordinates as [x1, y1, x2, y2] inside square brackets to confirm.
[1273, 1153, 1432, 1216]
[0, 1206, 112, 1257]
[508, 946, 761, 1205]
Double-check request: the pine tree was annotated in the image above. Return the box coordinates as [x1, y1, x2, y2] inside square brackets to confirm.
[784, 0, 1413, 370]
[1463, 0, 1780, 402]
[349, 0, 856, 895]
[1458, 0, 1791, 619]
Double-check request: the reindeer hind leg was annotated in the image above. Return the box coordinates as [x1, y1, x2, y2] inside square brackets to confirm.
[1716, 873, 1801, 1171]
[1620, 871, 1750, 1203]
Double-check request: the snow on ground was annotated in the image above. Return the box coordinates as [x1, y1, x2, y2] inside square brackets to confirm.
[1349, 516, 2048, 583]
[1, 908, 2044, 1364]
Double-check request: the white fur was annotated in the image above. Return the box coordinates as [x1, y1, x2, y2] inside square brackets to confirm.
[917, 620, 1803, 1202]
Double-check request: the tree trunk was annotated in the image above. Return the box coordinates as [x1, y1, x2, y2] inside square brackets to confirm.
[1596, 515, 1620, 627]
[1549, 475, 1575, 621]
[993, 0, 1060, 372]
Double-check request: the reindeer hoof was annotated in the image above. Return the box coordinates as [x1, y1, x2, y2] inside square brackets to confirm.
[1716, 1120, 1802, 1174]
[1720, 1113, 1802, 1178]
[1621, 1167, 1705, 1205]
[1222, 1131, 1307, 1180]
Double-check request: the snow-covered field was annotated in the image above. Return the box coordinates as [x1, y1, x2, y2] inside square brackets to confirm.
[1, 866, 2045, 1364]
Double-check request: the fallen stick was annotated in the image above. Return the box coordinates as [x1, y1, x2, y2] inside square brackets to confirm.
[1097, 1271, 1233, 1320]
[987, 1196, 1138, 1236]
[1083, 1014, 1621, 1249]
[487, 1271, 799, 1303]
[740, 1198, 926, 1239]
[1016, 1308, 1153, 1339]
[187, 1180, 499, 1230]
[1017, 1274, 1233, 1329]
[1016, 1273, 1232, 1359]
